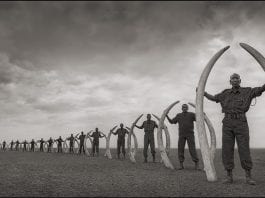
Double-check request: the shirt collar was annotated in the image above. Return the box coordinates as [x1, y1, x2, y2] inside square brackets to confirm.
[230, 86, 241, 94]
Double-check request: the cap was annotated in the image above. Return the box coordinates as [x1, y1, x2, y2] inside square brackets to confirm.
[230, 73, 240, 79]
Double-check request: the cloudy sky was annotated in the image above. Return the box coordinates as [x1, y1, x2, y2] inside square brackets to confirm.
[1, 1, 265, 149]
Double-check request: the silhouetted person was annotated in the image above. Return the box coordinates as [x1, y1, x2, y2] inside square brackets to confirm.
[37, 138, 45, 152]
[10, 140, 14, 151]
[30, 139, 36, 152]
[135, 114, 158, 163]
[88, 128, 105, 157]
[112, 123, 129, 159]
[15, 140, 20, 151]
[66, 134, 77, 153]
[54, 136, 64, 153]
[167, 104, 199, 170]
[47, 137, 53, 153]
[2, 141, 6, 151]
[78, 132, 86, 154]
[22, 140, 28, 152]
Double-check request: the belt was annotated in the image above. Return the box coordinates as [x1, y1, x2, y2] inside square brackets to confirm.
[225, 113, 245, 119]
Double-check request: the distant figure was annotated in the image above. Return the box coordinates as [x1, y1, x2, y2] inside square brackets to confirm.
[166, 104, 199, 170]
[22, 140, 28, 152]
[47, 137, 53, 153]
[30, 139, 36, 152]
[15, 140, 20, 151]
[88, 128, 105, 157]
[2, 141, 6, 151]
[66, 134, 77, 153]
[135, 114, 158, 163]
[37, 138, 45, 152]
[10, 140, 14, 151]
[78, 132, 86, 154]
[54, 136, 64, 153]
[112, 123, 129, 159]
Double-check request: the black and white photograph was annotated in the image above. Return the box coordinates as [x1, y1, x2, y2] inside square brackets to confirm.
[1, 1, 265, 197]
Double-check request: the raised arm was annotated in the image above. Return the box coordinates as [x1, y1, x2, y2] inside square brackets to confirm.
[135, 122, 144, 129]
[99, 132, 106, 138]
[204, 91, 217, 101]
[166, 115, 174, 124]
[250, 84, 265, 98]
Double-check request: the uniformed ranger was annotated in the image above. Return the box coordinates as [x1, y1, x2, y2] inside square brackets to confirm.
[66, 134, 77, 153]
[135, 114, 158, 163]
[78, 132, 86, 154]
[15, 140, 20, 151]
[37, 138, 45, 152]
[22, 140, 28, 152]
[47, 137, 53, 153]
[88, 128, 105, 157]
[112, 123, 129, 159]
[10, 140, 14, 151]
[2, 141, 6, 151]
[204, 73, 265, 185]
[166, 104, 199, 170]
[54, 136, 64, 153]
[30, 139, 36, 152]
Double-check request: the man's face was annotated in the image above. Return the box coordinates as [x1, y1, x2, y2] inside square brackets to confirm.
[230, 76, 241, 88]
[182, 105, 188, 112]
[147, 114, 151, 120]
[71, 134, 73, 137]
[81, 132, 83, 135]
[96, 128, 98, 132]
[120, 123, 123, 128]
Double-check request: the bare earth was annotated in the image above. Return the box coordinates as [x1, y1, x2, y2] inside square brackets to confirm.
[0, 148, 265, 197]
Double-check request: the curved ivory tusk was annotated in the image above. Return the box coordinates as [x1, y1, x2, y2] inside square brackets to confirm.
[105, 125, 118, 159]
[127, 114, 143, 163]
[188, 102, 216, 160]
[157, 101, 180, 170]
[240, 43, 265, 71]
[196, 45, 229, 181]
[84, 130, 93, 156]
[63, 139, 68, 153]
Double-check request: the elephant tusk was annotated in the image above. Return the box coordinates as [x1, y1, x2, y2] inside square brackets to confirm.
[240, 43, 265, 71]
[105, 125, 118, 159]
[84, 130, 93, 156]
[157, 101, 179, 170]
[188, 102, 216, 160]
[127, 114, 143, 163]
[196, 45, 229, 181]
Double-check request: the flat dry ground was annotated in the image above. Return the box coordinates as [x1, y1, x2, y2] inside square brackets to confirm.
[0, 148, 265, 197]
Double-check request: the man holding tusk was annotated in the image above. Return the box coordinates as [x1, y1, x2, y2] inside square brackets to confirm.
[166, 104, 199, 170]
[47, 137, 54, 153]
[203, 73, 265, 185]
[135, 114, 158, 163]
[88, 128, 106, 157]
[78, 132, 86, 154]
[30, 139, 36, 152]
[66, 133, 78, 153]
[112, 123, 129, 159]
[54, 136, 64, 153]
[37, 138, 45, 152]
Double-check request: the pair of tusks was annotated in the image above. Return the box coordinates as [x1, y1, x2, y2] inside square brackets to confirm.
[196, 43, 265, 182]
[127, 114, 142, 163]
[84, 131, 93, 156]
[104, 126, 118, 159]
[156, 101, 216, 170]
[63, 139, 80, 154]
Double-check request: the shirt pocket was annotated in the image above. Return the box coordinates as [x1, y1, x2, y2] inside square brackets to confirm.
[234, 98, 244, 107]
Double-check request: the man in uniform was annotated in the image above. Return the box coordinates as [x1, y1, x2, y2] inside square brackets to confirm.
[2, 141, 6, 151]
[54, 136, 64, 153]
[37, 138, 45, 152]
[30, 139, 36, 152]
[15, 140, 20, 151]
[203, 73, 265, 185]
[66, 134, 77, 153]
[88, 128, 105, 157]
[22, 140, 28, 152]
[78, 132, 86, 154]
[47, 137, 53, 153]
[112, 123, 129, 159]
[10, 140, 14, 151]
[135, 114, 158, 163]
[166, 104, 199, 170]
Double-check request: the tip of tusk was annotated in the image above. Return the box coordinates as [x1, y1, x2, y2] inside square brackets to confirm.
[224, 46, 230, 50]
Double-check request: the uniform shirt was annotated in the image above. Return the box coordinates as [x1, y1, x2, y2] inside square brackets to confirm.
[90, 132, 104, 143]
[171, 112, 196, 136]
[67, 136, 75, 145]
[47, 139, 53, 146]
[113, 128, 129, 140]
[23, 141, 27, 148]
[138, 120, 158, 136]
[55, 138, 63, 146]
[78, 134, 86, 145]
[213, 85, 265, 114]
[39, 140, 45, 147]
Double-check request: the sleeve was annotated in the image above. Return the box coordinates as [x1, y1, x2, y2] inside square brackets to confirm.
[112, 129, 118, 135]
[137, 122, 144, 129]
[192, 112, 196, 122]
[125, 129, 129, 134]
[250, 84, 265, 98]
[171, 115, 179, 124]
[213, 90, 225, 103]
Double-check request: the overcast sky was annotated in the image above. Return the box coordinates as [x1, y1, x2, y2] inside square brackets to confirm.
[0, 1, 265, 149]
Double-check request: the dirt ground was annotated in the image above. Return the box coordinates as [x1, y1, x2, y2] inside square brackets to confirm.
[0, 148, 265, 197]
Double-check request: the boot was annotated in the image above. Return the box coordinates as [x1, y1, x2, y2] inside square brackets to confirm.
[178, 162, 184, 170]
[245, 169, 256, 185]
[152, 154, 156, 163]
[223, 169, 233, 184]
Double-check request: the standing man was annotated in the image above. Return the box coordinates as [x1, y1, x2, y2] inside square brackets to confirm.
[22, 140, 28, 152]
[112, 123, 129, 159]
[166, 104, 199, 170]
[47, 137, 53, 153]
[54, 136, 64, 153]
[15, 140, 20, 151]
[203, 73, 265, 185]
[30, 139, 37, 152]
[2, 141, 6, 151]
[135, 114, 158, 163]
[10, 140, 14, 151]
[88, 128, 105, 157]
[78, 132, 86, 154]
[37, 138, 45, 152]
